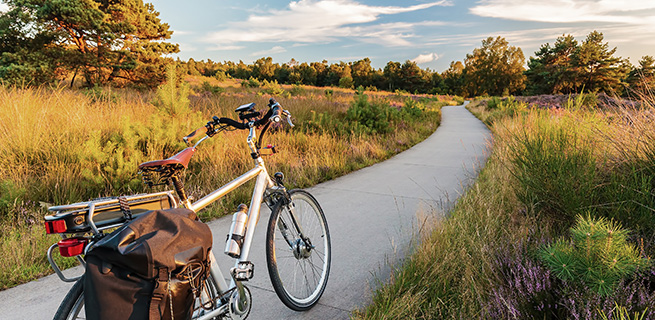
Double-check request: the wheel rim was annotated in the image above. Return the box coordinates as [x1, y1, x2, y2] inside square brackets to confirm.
[67, 295, 85, 320]
[272, 193, 330, 305]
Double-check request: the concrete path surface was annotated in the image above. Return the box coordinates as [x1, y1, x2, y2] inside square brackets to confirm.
[0, 102, 491, 319]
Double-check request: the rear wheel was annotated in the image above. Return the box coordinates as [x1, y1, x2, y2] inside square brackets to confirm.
[53, 277, 84, 320]
[53, 274, 223, 319]
[266, 189, 331, 311]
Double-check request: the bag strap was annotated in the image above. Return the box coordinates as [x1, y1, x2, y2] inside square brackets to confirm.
[149, 267, 169, 320]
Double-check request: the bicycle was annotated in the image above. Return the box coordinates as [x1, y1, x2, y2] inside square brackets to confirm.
[44, 98, 331, 319]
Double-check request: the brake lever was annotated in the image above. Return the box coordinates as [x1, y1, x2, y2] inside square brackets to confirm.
[283, 110, 295, 128]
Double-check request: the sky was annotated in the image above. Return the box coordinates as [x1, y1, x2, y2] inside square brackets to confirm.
[2, 0, 655, 71]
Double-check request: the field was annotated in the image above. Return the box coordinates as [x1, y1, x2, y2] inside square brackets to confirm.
[354, 93, 655, 319]
[0, 75, 461, 289]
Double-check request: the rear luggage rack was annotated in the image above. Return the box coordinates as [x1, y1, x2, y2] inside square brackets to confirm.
[45, 191, 178, 235]
[45, 191, 179, 282]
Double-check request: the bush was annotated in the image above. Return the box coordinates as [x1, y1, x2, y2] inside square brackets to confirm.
[261, 79, 284, 96]
[345, 91, 391, 134]
[289, 84, 305, 96]
[152, 65, 190, 116]
[200, 81, 225, 95]
[241, 77, 261, 88]
[539, 214, 649, 296]
[339, 76, 354, 89]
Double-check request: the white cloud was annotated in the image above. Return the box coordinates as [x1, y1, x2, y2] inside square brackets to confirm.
[209, 45, 246, 51]
[0, 3, 8, 12]
[207, 0, 451, 47]
[412, 53, 439, 64]
[251, 46, 287, 56]
[470, 0, 655, 30]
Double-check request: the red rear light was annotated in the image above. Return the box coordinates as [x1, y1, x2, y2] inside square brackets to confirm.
[45, 219, 67, 234]
[58, 238, 88, 257]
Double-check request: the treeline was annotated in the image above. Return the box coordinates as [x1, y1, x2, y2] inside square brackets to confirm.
[177, 57, 447, 94]
[178, 31, 654, 97]
[1, 0, 652, 97]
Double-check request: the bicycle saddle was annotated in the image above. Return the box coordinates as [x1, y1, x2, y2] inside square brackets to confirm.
[138, 147, 196, 169]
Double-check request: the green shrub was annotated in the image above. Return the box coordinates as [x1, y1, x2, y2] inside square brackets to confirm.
[338, 76, 354, 89]
[538, 214, 649, 296]
[261, 79, 285, 96]
[241, 77, 261, 88]
[324, 88, 333, 101]
[346, 91, 391, 134]
[152, 65, 190, 116]
[289, 84, 305, 96]
[200, 81, 225, 95]
[214, 71, 227, 82]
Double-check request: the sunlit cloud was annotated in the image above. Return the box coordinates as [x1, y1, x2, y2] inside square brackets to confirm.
[251, 46, 287, 56]
[412, 53, 439, 64]
[470, 0, 655, 30]
[209, 45, 246, 51]
[207, 0, 452, 47]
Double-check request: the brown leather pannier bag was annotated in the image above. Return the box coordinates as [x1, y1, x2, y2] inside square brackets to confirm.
[84, 208, 212, 320]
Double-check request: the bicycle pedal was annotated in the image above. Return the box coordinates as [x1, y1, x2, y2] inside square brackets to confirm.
[230, 261, 254, 281]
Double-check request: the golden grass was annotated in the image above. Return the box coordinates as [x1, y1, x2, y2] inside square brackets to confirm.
[0, 79, 455, 289]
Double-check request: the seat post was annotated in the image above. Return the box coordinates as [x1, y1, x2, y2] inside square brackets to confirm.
[170, 175, 188, 203]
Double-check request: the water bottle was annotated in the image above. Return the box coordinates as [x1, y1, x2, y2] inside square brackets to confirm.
[225, 204, 248, 258]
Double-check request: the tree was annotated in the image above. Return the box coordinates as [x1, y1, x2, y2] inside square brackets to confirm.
[399, 60, 430, 93]
[627, 56, 655, 94]
[251, 57, 276, 81]
[351, 58, 373, 88]
[442, 61, 465, 95]
[463, 36, 526, 96]
[383, 61, 401, 91]
[571, 31, 629, 94]
[525, 35, 579, 94]
[0, 0, 178, 87]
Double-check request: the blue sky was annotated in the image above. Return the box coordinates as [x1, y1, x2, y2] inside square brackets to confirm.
[3, 0, 655, 71]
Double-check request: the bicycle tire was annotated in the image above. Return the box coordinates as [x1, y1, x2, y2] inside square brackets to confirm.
[53, 274, 222, 319]
[266, 189, 331, 311]
[53, 277, 84, 320]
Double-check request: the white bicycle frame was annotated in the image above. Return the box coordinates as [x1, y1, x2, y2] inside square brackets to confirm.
[183, 123, 280, 319]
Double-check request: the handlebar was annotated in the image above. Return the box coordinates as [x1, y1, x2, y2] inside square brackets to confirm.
[182, 98, 294, 145]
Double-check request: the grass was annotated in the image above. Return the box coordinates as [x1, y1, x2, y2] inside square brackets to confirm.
[0, 76, 460, 290]
[354, 94, 655, 319]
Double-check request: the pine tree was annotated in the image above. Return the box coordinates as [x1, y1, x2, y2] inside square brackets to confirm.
[0, 0, 178, 87]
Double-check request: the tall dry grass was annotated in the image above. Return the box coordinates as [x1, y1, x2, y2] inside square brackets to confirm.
[0, 79, 453, 289]
[354, 95, 655, 319]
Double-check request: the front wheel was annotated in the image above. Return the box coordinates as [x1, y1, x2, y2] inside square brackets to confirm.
[266, 189, 331, 311]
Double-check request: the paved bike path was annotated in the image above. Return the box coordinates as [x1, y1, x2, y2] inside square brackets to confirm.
[0, 102, 491, 319]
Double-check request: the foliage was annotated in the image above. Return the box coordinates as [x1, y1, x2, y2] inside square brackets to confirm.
[463, 36, 526, 96]
[539, 215, 649, 296]
[0, 0, 178, 88]
[345, 90, 391, 134]
[199, 81, 225, 95]
[626, 56, 655, 95]
[152, 64, 191, 116]
[526, 31, 630, 95]
[260, 79, 285, 96]
[0, 81, 454, 288]
[357, 95, 655, 319]
[241, 77, 261, 88]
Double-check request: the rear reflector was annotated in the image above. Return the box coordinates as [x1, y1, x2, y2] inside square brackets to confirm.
[45, 219, 67, 234]
[58, 238, 88, 257]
